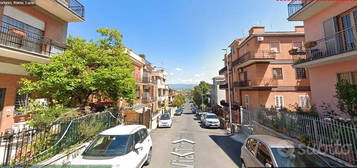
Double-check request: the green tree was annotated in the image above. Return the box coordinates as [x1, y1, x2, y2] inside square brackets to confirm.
[172, 94, 185, 107]
[192, 81, 211, 110]
[336, 81, 357, 120]
[20, 28, 136, 113]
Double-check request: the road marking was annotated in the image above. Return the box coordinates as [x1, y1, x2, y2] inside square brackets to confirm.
[172, 139, 195, 144]
[170, 152, 194, 157]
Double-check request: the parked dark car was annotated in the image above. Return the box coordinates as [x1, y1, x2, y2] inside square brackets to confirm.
[174, 109, 183, 116]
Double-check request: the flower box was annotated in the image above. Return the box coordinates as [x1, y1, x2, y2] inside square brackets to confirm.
[9, 28, 26, 37]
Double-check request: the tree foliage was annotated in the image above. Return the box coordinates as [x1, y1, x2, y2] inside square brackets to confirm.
[20, 28, 136, 113]
[336, 81, 357, 120]
[172, 94, 185, 107]
[192, 81, 211, 110]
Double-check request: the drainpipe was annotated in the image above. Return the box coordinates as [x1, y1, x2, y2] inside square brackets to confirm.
[223, 49, 233, 134]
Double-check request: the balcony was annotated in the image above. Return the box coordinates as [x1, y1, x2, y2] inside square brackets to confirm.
[36, 0, 85, 22]
[219, 83, 228, 89]
[142, 94, 157, 104]
[219, 66, 227, 75]
[0, 21, 66, 63]
[234, 81, 249, 87]
[295, 26, 357, 68]
[287, 1, 334, 21]
[232, 51, 275, 68]
[234, 78, 278, 90]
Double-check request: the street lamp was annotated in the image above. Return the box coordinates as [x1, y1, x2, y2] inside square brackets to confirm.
[222, 48, 233, 134]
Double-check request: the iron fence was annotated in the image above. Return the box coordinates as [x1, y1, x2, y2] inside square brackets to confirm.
[57, 0, 85, 18]
[288, 1, 311, 18]
[0, 111, 120, 166]
[0, 21, 66, 57]
[243, 106, 357, 165]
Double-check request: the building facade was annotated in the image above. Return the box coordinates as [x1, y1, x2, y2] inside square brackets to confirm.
[288, 1, 357, 118]
[211, 76, 226, 106]
[219, 26, 311, 120]
[0, 1, 85, 132]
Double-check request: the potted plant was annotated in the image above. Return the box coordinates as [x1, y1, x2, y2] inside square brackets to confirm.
[288, 48, 298, 55]
[304, 41, 317, 49]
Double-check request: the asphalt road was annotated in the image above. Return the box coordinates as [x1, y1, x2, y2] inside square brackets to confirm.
[145, 103, 243, 168]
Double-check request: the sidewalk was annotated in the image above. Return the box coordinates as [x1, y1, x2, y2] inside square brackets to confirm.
[229, 133, 247, 144]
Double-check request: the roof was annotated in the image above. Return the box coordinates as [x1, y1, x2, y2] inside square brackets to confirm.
[100, 125, 146, 135]
[248, 135, 295, 148]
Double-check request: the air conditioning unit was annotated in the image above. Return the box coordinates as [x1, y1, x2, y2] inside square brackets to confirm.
[238, 68, 243, 72]
[257, 37, 264, 41]
[270, 48, 278, 53]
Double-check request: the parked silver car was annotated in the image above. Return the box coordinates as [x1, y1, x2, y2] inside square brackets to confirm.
[241, 135, 332, 168]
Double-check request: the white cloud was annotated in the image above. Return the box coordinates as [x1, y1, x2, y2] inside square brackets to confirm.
[175, 67, 183, 71]
[194, 74, 200, 77]
[170, 72, 174, 76]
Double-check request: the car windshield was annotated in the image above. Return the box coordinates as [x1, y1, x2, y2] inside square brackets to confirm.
[82, 135, 130, 157]
[272, 148, 330, 167]
[160, 114, 170, 120]
[205, 115, 218, 119]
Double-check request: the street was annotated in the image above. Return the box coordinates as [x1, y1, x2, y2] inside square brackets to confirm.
[146, 103, 243, 168]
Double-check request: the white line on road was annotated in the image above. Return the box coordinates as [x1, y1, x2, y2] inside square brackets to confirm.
[172, 139, 195, 144]
[170, 152, 194, 157]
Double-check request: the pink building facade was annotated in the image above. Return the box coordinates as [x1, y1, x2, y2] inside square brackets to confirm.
[288, 1, 357, 118]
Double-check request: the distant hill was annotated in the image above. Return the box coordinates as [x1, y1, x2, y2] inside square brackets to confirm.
[169, 84, 197, 90]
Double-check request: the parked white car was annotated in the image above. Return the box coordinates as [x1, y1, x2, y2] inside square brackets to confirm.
[70, 125, 152, 168]
[203, 113, 220, 128]
[158, 113, 172, 128]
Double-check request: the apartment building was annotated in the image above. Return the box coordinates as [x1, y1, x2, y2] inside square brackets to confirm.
[211, 76, 226, 106]
[288, 1, 357, 118]
[219, 26, 310, 115]
[0, 1, 85, 132]
[152, 67, 170, 109]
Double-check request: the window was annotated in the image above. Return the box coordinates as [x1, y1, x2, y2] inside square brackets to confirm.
[245, 95, 249, 110]
[275, 95, 284, 108]
[256, 143, 273, 167]
[337, 71, 357, 84]
[270, 42, 280, 53]
[0, 89, 5, 111]
[82, 135, 131, 156]
[14, 89, 29, 116]
[243, 71, 248, 81]
[299, 95, 310, 109]
[272, 68, 283, 80]
[134, 132, 141, 145]
[246, 138, 258, 155]
[296, 68, 307, 79]
[292, 42, 303, 50]
[138, 129, 148, 143]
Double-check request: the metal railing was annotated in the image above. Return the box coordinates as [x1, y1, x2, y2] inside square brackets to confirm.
[0, 21, 66, 57]
[303, 26, 357, 63]
[234, 78, 278, 88]
[288, 1, 312, 18]
[219, 67, 227, 75]
[233, 51, 275, 66]
[0, 111, 120, 166]
[242, 107, 357, 165]
[57, 0, 85, 18]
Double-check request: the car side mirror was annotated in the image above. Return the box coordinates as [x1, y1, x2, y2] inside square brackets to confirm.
[135, 143, 143, 150]
[265, 163, 272, 168]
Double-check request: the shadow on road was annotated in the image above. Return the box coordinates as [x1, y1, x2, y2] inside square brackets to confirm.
[209, 135, 243, 167]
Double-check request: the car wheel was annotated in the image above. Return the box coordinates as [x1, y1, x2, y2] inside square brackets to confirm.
[144, 148, 152, 165]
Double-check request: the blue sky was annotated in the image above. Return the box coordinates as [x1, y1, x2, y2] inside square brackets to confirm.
[68, 0, 301, 84]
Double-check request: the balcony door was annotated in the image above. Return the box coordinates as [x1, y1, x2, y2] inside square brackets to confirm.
[0, 89, 6, 127]
[340, 14, 356, 51]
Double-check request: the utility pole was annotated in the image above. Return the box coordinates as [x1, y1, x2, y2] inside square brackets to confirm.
[222, 48, 233, 134]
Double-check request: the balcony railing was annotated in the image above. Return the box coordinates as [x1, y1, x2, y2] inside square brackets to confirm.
[142, 95, 156, 104]
[234, 78, 278, 88]
[219, 83, 228, 89]
[219, 66, 227, 75]
[288, 1, 312, 18]
[0, 21, 66, 57]
[57, 0, 85, 18]
[232, 51, 275, 66]
[300, 26, 357, 64]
